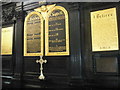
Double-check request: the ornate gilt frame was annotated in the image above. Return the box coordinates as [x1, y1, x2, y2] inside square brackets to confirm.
[24, 11, 44, 56]
[45, 6, 70, 56]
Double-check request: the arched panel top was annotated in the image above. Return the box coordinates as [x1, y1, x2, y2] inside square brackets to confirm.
[47, 6, 68, 19]
[24, 11, 44, 23]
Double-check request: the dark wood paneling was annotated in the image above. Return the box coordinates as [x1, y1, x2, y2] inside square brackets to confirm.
[23, 57, 39, 74]
[22, 3, 72, 88]
[68, 3, 82, 78]
[70, 2, 120, 89]
[2, 56, 12, 72]
[2, 2, 120, 89]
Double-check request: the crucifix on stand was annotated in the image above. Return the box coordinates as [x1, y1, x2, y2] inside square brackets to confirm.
[36, 56, 47, 80]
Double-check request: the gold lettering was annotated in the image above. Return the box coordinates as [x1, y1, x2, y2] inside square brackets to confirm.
[49, 23, 62, 27]
[49, 16, 65, 21]
[51, 11, 64, 17]
[49, 46, 66, 51]
[49, 39, 65, 43]
[49, 28, 64, 32]
[29, 15, 40, 21]
[49, 33, 59, 37]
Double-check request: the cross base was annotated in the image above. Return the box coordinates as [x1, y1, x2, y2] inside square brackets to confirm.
[38, 75, 45, 80]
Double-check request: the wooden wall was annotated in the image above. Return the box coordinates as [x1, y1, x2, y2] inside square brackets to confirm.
[1, 2, 120, 89]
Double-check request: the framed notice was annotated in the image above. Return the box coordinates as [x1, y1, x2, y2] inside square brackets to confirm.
[24, 12, 44, 56]
[1, 26, 13, 55]
[91, 8, 119, 51]
[45, 6, 69, 56]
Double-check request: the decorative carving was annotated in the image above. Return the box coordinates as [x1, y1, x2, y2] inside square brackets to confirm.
[34, 4, 56, 20]
[2, 6, 15, 22]
[68, 2, 79, 11]
[15, 11, 23, 19]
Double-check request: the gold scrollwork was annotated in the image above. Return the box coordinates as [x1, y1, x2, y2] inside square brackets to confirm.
[34, 4, 56, 20]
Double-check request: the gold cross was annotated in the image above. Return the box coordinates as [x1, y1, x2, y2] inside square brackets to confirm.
[36, 56, 47, 80]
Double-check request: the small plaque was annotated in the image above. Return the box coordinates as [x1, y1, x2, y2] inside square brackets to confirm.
[24, 12, 44, 56]
[91, 8, 119, 51]
[45, 6, 69, 56]
[96, 57, 118, 72]
[1, 26, 13, 55]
